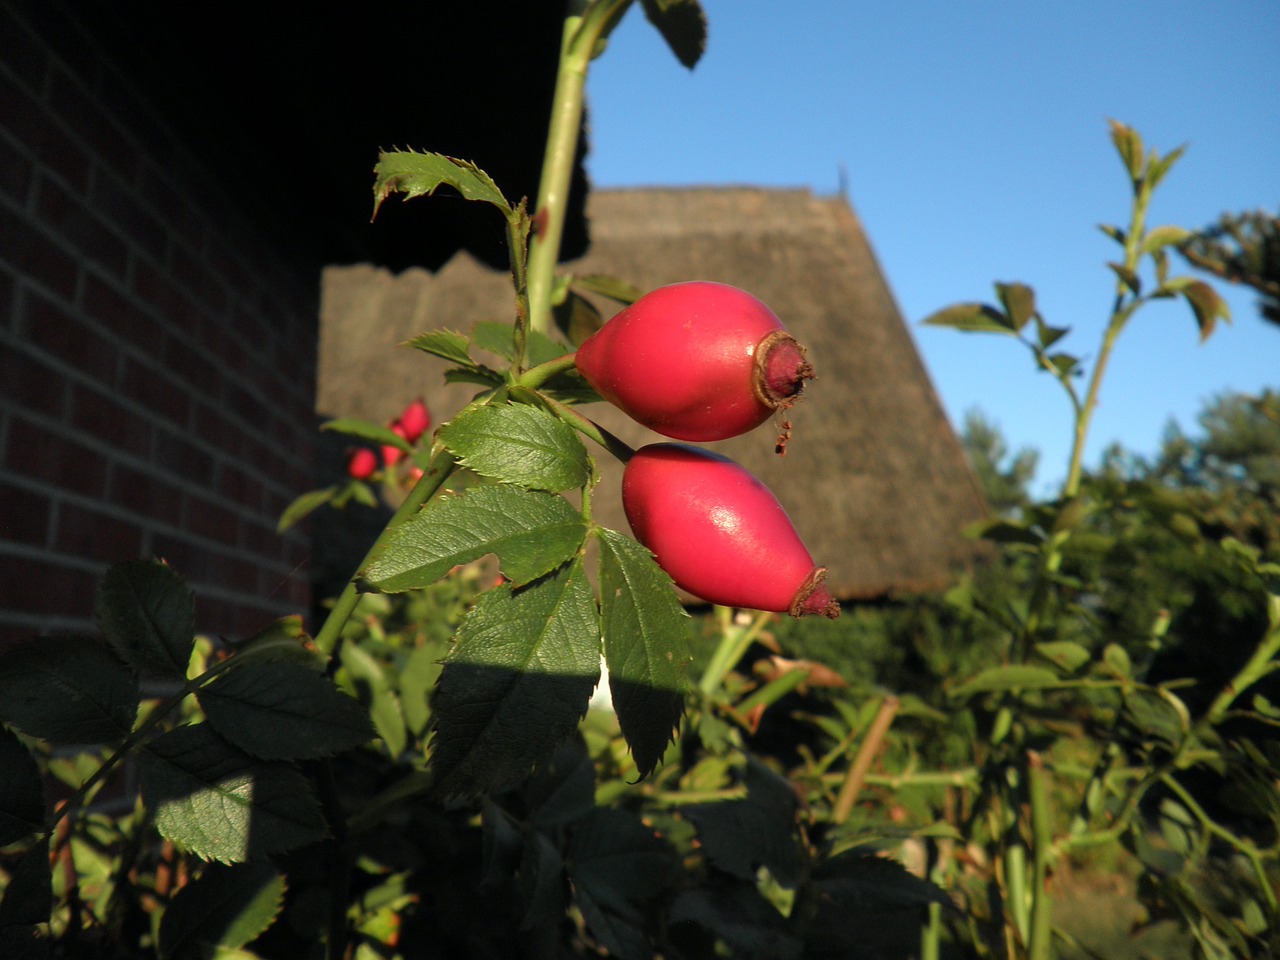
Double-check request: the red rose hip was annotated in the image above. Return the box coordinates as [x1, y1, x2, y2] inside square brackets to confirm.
[575, 282, 813, 442]
[622, 443, 839, 618]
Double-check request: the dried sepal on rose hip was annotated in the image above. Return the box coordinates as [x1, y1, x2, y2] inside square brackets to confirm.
[622, 442, 839, 618]
[575, 281, 814, 442]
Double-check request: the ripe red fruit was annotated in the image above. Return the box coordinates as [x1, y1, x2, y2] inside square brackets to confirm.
[382, 422, 409, 468]
[575, 281, 813, 442]
[398, 398, 431, 444]
[346, 447, 378, 481]
[622, 443, 839, 618]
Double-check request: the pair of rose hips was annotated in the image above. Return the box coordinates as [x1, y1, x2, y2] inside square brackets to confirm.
[575, 281, 838, 619]
[346, 398, 432, 481]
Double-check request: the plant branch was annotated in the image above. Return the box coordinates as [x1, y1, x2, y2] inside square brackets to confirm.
[832, 695, 900, 824]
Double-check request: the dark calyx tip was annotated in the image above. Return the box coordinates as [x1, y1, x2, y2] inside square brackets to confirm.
[755, 331, 815, 409]
[790, 567, 841, 619]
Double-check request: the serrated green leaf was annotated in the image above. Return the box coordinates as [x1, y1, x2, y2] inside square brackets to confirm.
[596, 529, 692, 778]
[372, 151, 510, 218]
[1108, 119, 1144, 186]
[337, 642, 405, 759]
[0, 728, 44, 846]
[567, 808, 676, 956]
[0, 636, 138, 743]
[1141, 225, 1193, 257]
[276, 486, 337, 533]
[444, 366, 505, 387]
[158, 861, 285, 960]
[95, 559, 195, 679]
[994, 282, 1036, 331]
[639, 0, 707, 69]
[321, 418, 411, 451]
[574, 274, 644, 306]
[199, 661, 373, 761]
[364, 485, 587, 591]
[427, 559, 600, 799]
[920, 302, 1014, 334]
[438, 403, 588, 492]
[403, 329, 473, 366]
[1034, 641, 1092, 674]
[470, 321, 519, 361]
[683, 758, 800, 885]
[0, 838, 51, 928]
[526, 329, 571, 368]
[140, 725, 328, 863]
[950, 665, 1063, 700]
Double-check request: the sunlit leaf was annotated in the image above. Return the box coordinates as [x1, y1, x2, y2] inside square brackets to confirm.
[438, 403, 589, 492]
[920, 302, 1014, 334]
[994, 282, 1036, 331]
[363, 485, 587, 591]
[1140, 225, 1193, 257]
[950, 665, 1063, 700]
[403, 329, 472, 366]
[1108, 119, 1144, 187]
[372, 151, 510, 218]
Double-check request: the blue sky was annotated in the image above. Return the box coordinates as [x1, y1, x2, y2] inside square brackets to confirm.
[585, 1, 1279, 493]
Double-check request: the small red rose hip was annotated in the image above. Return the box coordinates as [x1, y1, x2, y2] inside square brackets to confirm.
[575, 281, 813, 442]
[397, 398, 431, 444]
[346, 448, 378, 481]
[622, 443, 839, 618]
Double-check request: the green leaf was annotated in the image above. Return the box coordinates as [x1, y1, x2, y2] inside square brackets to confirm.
[1098, 223, 1126, 245]
[438, 403, 589, 492]
[0, 636, 138, 743]
[1033, 315, 1069, 349]
[811, 852, 952, 910]
[470, 321, 519, 361]
[276, 486, 337, 533]
[964, 518, 1044, 546]
[668, 886, 802, 960]
[639, 0, 707, 69]
[140, 725, 328, 863]
[158, 861, 285, 960]
[95, 559, 195, 679]
[1108, 119, 1144, 187]
[1047, 352, 1080, 377]
[1179, 279, 1231, 342]
[199, 661, 373, 761]
[0, 839, 51, 928]
[567, 808, 676, 958]
[427, 559, 600, 799]
[372, 150, 510, 218]
[553, 289, 606, 346]
[994, 282, 1036, 331]
[1034, 641, 1091, 674]
[682, 758, 800, 885]
[1140, 225, 1193, 257]
[920, 302, 1014, 334]
[1147, 144, 1186, 191]
[596, 529, 692, 778]
[574, 274, 644, 306]
[337, 642, 406, 759]
[1108, 261, 1142, 295]
[400, 645, 443, 738]
[403, 329, 473, 366]
[321, 418, 411, 451]
[1121, 689, 1186, 746]
[0, 728, 44, 846]
[1102, 643, 1132, 679]
[950, 665, 1063, 700]
[363, 485, 587, 591]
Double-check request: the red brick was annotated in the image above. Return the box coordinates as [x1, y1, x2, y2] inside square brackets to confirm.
[82, 273, 163, 351]
[149, 532, 207, 582]
[0, 336, 68, 418]
[69, 383, 152, 460]
[0, 203, 80, 300]
[89, 171, 167, 264]
[0, 7, 48, 91]
[136, 160, 204, 248]
[36, 175, 128, 278]
[119, 356, 191, 428]
[161, 332, 220, 397]
[21, 289, 118, 385]
[152, 426, 215, 485]
[0, 554, 98, 620]
[49, 66, 138, 182]
[54, 501, 143, 564]
[4, 416, 109, 498]
[132, 258, 198, 326]
[217, 462, 264, 511]
[106, 461, 184, 527]
[0, 128, 34, 205]
[186, 493, 240, 545]
[0, 72, 91, 195]
[0, 481, 52, 547]
[205, 547, 263, 595]
[169, 239, 226, 313]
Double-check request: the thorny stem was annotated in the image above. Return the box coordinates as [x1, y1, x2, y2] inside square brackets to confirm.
[527, 2, 633, 335]
[314, 444, 457, 659]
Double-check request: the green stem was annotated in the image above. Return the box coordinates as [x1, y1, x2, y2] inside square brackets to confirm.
[517, 350, 580, 389]
[1027, 755, 1054, 960]
[527, 1, 634, 335]
[313, 444, 457, 658]
[1203, 605, 1280, 725]
[540, 392, 636, 463]
[698, 607, 771, 696]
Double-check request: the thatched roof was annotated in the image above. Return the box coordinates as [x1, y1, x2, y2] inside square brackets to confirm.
[318, 186, 988, 601]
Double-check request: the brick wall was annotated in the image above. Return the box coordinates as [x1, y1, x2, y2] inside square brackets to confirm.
[0, 1, 317, 647]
